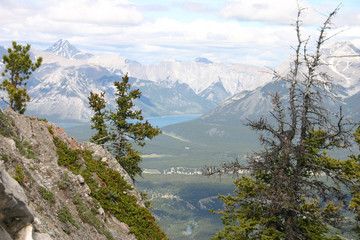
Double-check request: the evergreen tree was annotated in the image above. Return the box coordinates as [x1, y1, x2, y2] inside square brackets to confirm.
[342, 126, 360, 236]
[88, 91, 109, 145]
[203, 5, 357, 239]
[88, 74, 161, 180]
[0, 41, 42, 114]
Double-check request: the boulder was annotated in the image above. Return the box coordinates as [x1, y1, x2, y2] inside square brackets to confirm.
[0, 164, 33, 238]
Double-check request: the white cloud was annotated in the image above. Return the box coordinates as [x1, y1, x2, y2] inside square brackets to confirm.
[176, 2, 215, 13]
[220, 0, 299, 24]
[44, 0, 143, 26]
[0, 0, 143, 32]
[101, 17, 300, 66]
[219, 0, 359, 26]
[0, 0, 359, 68]
[0, 0, 144, 45]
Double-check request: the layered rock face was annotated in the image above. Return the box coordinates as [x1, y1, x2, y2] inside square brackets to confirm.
[0, 107, 161, 240]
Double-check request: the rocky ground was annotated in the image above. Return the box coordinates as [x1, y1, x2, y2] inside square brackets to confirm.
[0, 107, 160, 240]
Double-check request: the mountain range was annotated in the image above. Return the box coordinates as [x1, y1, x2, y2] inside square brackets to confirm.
[162, 41, 360, 151]
[0, 40, 359, 126]
[0, 39, 272, 122]
[201, 41, 360, 124]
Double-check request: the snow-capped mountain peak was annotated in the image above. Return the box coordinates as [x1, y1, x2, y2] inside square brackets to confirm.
[1, 39, 356, 123]
[323, 41, 360, 57]
[45, 39, 93, 60]
[195, 57, 213, 64]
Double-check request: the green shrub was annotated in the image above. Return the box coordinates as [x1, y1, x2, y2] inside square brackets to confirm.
[58, 172, 71, 190]
[1, 154, 9, 162]
[73, 194, 114, 240]
[0, 111, 13, 137]
[57, 181, 67, 190]
[57, 207, 79, 229]
[12, 164, 24, 183]
[12, 137, 37, 160]
[37, 118, 48, 122]
[90, 206, 98, 215]
[53, 137, 82, 175]
[47, 126, 54, 135]
[38, 186, 54, 203]
[53, 136, 168, 240]
[23, 141, 31, 148]
[140, 192, 153, 209]
[26, 148, 37, 160]
[13, 136, 27, 156]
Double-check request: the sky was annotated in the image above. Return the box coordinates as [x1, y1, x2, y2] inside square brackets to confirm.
[0, 0, 359, 67]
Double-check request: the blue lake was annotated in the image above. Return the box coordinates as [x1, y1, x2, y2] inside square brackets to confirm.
[57, 115, 200, 129]
[145, 115, 200, 128]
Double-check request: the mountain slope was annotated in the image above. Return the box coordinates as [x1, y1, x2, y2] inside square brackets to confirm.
[1, 40, 359, 123]
[26, 66, 214, 121]
[199, 79, 229, 103]
[0, 107, 167, 240]
[203, 42, 360, 123]
[0, 39, 271, 122]
[118, 59, 270, 96]
[162, 41, 360, 154]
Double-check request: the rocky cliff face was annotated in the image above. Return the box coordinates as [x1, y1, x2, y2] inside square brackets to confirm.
[0, 107, 166, 240]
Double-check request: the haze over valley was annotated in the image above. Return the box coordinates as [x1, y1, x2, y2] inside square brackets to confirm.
[1, 36, 360, 238]
[1, 1, 360, 238]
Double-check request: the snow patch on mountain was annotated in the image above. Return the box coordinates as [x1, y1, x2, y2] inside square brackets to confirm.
[201, 41, 360, 125]
[2, 39, 360, 123]
[322, 42, 360, 97]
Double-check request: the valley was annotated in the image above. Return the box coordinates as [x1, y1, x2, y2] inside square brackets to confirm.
[63, 115, 259, 239]
[135, 174, 236, 240]
[1, 1, 360, 238]
[1, 38, 360, 239]
[63, 103, 359, 239]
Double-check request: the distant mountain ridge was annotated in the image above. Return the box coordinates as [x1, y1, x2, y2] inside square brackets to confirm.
[162, 41, 360, 150]
[1, 39, 359, 124]
[201, 41, 360, 124]
[0, 39, 273, 122]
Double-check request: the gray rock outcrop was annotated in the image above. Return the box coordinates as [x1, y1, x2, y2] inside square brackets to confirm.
[0, 107, 156, 240]
[0, 163, 33, 238]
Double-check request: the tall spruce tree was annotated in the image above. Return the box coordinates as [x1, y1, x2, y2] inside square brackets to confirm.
[342, 126, 360, 237]
[88, 91, 109, 145]
[203, 5, 357, 239]
[88, 74, 161, 180]
[0, 41, 42, 114]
